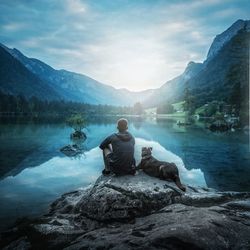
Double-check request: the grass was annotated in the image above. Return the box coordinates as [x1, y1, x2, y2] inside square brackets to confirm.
[157, 112, 187, 117]
[172, 101, 185, 111]
[195, 105, 206, 115]
[144, 101, 187, 117]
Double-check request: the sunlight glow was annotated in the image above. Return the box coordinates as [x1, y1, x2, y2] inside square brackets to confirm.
[82, 37, 169, 91]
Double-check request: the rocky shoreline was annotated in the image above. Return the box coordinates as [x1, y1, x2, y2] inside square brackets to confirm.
[1, 171, 250, 249]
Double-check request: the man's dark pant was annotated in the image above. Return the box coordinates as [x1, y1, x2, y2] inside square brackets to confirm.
[102, 144, 136, 175]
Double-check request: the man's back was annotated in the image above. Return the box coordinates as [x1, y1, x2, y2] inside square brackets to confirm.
[99, 131, 135, 175]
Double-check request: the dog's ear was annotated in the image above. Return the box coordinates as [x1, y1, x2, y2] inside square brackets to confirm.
[149, 147, 153, 151]
[142, 147, 146, 151]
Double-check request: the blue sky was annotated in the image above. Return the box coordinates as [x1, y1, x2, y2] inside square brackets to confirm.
[0, 0, 249, 91]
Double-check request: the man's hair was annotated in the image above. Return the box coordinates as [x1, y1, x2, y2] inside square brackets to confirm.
[117, 118, 128, 132]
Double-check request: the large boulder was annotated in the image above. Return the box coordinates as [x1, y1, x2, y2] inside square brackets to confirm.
[74, 173, 182, 222]
[1, 172, 250, 249]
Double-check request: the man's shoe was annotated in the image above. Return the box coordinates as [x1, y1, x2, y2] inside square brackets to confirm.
[102, 169, 111, 176]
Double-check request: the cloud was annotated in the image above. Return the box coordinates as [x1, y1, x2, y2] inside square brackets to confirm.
[0, 0, 249, 91]
[2, 22, 28, 31]
[65, 0, 87, 15]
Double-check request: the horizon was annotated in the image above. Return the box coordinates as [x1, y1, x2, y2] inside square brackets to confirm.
[0, 0, 249, 91]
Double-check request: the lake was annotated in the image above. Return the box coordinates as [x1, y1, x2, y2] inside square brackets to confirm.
[0, 116, 249, 231]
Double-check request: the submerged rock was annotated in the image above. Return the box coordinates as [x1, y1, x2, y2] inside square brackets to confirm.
[1, 172, 250, 249]
[60, 144, 82, 157]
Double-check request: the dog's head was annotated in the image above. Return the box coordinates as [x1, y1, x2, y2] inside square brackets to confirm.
[141, 147, 153, 157]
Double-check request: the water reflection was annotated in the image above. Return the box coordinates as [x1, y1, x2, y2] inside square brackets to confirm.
[0, 136, 206, 231]
[135, 138, 206, 187]
[0, 118, 249, 231]
[2, 138, 205, 202]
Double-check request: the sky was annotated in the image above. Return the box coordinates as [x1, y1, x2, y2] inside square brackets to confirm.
[0, 0, 249, 91]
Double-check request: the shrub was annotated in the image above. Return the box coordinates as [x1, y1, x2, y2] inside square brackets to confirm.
[66, 114, 86, 132]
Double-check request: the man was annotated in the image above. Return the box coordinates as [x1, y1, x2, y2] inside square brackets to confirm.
[99, 118, 136, 176]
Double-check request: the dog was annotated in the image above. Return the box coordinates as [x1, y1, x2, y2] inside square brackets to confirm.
[137, 147, 186, 192]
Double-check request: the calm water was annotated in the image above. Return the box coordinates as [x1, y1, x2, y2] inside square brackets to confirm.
[0, 117, 249, 231]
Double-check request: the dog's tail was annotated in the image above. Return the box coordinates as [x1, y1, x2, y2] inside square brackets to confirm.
[174, 175, 186, 192]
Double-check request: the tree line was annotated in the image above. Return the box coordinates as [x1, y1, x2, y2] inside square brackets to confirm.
[0, 91, 145, 116]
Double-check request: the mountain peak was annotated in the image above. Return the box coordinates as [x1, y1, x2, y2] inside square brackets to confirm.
[183, 61, 203, 80]
[187, 61, 195, 66]
[0, 42, 11, 52]
[0, 44, 25, 61]
[206, 19, 250, 62]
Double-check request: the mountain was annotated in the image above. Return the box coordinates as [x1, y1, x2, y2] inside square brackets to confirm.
[206, 19, 249, 62]
[0, 46, 61, 100]
[0, 44, 153, 105]
[1, 19, 248, 108]
[143, 61, 204, 107]
[188, 21, 249, 106]
[143, 19, 250, 109]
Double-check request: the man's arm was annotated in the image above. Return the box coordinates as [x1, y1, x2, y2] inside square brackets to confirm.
[99, 135, 113, 150]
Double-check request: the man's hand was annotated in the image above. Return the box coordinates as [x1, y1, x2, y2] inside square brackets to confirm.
[135, 162, 141, 170]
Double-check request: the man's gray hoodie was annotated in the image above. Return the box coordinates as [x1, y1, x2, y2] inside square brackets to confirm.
[99, 131, 135, 174]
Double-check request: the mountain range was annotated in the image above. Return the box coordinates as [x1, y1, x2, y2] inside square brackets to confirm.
[0, 43, 153, 105]
[142, 19, 249, 108]
[0, 19, 249, 108]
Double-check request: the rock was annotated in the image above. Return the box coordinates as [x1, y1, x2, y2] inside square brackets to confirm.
[60, 144, 82, 157]
[65, 203, 250, 250]
[75, 173, 182, 222]
[1, 172, 250, 249]
[2, 236, 31, 250]
[209, 122, 230, 132]
[70, 131, 86, 140]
